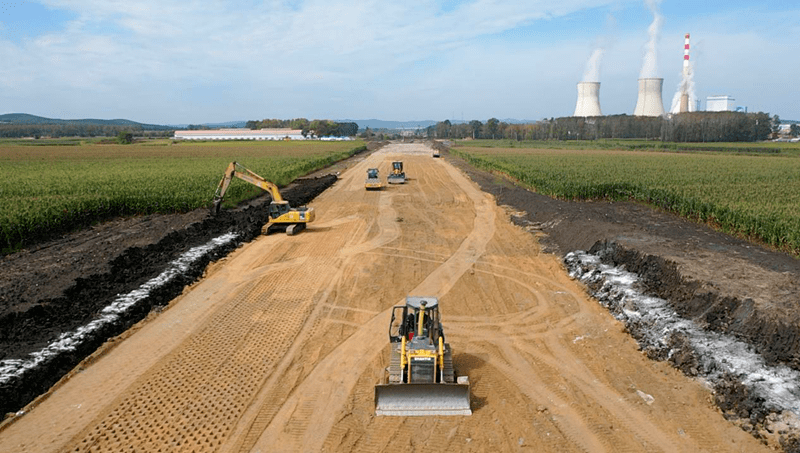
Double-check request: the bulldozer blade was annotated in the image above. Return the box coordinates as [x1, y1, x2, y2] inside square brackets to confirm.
[375, 383, 471, 416]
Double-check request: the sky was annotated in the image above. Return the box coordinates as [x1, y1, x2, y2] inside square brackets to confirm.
[1, 0, 798, 125]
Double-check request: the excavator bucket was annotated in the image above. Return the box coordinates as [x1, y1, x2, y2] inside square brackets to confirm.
[375, 383, 471, 416]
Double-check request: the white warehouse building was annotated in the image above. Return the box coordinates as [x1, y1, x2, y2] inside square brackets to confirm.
[174, 129, 308, 141]
[706, 96, 736, 112]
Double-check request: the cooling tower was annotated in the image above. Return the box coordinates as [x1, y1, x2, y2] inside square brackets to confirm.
[633, 78, 665, 117]
[573, 82, 602, 117]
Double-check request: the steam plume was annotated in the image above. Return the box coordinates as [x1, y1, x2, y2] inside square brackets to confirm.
[640, 0, 662, 79]
[582, 48, 604, 83]
[670, 62, 697, 113]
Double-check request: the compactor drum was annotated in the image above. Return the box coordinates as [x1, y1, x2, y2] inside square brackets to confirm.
[387, 161, 406, 184]
[374, 297, 471, 416]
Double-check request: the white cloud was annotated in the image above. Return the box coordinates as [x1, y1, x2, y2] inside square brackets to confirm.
[1, 0, 798, 122]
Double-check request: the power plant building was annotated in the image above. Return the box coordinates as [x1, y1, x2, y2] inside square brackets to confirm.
[573, 82, 603, 117]
[706, 96, 736, 112]
[634, 78, 666, 117]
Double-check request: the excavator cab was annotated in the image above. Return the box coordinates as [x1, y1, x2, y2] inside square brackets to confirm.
[375, 296, 471, 416]
[268, 201, 291, 219]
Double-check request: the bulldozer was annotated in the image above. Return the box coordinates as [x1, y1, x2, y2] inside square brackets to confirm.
[211, 162, 315, 235]
[365, 168, 382, 190]
[374, 296, 471, 416]
[387, 161, 405, 184]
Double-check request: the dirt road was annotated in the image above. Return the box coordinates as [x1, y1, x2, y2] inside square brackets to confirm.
[0, 143, 766, 452]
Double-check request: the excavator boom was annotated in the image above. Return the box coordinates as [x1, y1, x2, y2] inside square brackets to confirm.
[212, 162, 284, 215]
[210, 161, 314, 235]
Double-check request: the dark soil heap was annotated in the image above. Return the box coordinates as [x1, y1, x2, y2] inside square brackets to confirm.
[0, 175, 337, 416]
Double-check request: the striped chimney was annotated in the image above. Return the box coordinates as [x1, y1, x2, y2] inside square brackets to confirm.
[679, 33, 691, 113]
[683, 33, 690, 72]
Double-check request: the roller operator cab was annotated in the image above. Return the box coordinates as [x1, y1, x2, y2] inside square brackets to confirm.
[365, 168, 382, 190]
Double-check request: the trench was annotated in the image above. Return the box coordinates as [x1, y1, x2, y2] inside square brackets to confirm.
[0, 175, 338, 418]
[565, 241, 800, 451]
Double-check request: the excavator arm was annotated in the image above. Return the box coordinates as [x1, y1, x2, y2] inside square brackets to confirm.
[211, 162, 284, 215]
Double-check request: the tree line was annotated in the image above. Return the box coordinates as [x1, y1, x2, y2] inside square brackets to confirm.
[245, 118, 358, 138]
[425, 111, 777, 142]
[0, 123, 174, 139]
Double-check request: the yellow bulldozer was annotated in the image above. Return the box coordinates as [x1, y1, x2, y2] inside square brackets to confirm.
[374, 296, 471, 416]
[387, 161, 405, 184]
[211, 162, 315, 235]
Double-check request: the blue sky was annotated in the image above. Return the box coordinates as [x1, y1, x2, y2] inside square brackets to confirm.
[1, 0, 798, 124]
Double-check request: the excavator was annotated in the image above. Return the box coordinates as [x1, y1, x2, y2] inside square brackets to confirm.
[374, 296, 471, 416]
[387, 161, 405, 184]
[365, 168, 382, 190]
[211, 162, 315, 235]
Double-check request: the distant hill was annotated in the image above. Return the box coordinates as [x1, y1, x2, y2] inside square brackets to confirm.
[0, 113, 173, 130]
[340, 118, 538, 130]
[339, 119, 437, 130]
[167, 120, 248, 129]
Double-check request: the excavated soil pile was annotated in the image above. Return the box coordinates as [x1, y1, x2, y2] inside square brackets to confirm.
[0, 175, 336, 416]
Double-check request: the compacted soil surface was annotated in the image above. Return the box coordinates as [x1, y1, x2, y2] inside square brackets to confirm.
[0, 142, 797, 452]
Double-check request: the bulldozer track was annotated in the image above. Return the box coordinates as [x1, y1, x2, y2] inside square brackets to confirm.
[0, 144, 768, 453]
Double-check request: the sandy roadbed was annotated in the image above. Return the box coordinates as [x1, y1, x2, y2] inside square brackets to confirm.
[0, 143, 766, 452]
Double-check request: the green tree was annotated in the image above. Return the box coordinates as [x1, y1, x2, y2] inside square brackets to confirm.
[116, 131, 133, 144]
[469, 120, 482, 139]
[772, 115, 781, 137]
[790, 124, 800, 137]
[486, 118, 499, 139]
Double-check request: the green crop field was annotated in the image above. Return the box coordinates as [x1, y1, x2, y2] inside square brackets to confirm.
[450, 143, 800, 254]
[0, 139, 365, 253]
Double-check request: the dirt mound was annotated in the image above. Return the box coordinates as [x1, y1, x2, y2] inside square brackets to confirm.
[0, 175, 336, 416]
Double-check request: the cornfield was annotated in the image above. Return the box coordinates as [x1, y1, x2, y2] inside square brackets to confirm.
[451, 146, 800, 254]
[0, 140, 365, 253]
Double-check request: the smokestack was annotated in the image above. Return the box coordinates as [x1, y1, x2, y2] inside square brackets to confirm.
[634, 78, 665, 117]
[679, 93, 689, 113]
[574, 82, 602, 117]
[678, 33, 691, 113]
[670, 32, 697, 114]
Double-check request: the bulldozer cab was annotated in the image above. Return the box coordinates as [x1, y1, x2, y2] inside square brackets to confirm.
[367, 168, 379, 179]
[388, 297, 442, 344]
[392, 161, 403, 173]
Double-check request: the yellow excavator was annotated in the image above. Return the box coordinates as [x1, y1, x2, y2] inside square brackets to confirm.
[211, 162, 315, 235]
[374, 296, 471, 416]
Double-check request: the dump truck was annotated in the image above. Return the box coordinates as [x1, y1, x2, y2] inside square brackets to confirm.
[211, 161, 314, 235]
[387, 161, 405, 184]
[365, 168, 382, 190]
[374, 296, 471, 416]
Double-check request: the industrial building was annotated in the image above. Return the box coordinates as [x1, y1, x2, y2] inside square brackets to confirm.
[174, 129, 307, 140]
[706, 96, 736, 112]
